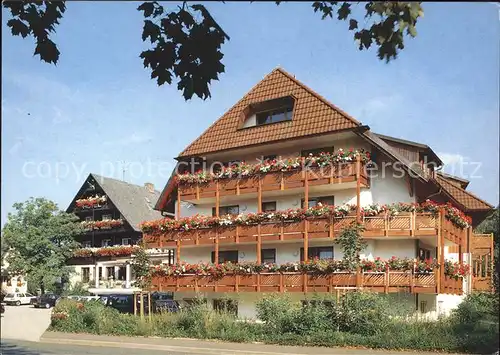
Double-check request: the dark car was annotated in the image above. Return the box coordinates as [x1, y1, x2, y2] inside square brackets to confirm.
[151, 292, 180, 313]
[105, 294, 142, 314]
[33, 293, 59, 309]
[153, 299, 181, 313]
[104, 293, 180, 314]
[1, 303, 5, 314]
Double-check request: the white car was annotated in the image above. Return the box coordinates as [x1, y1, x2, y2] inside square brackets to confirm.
[3, 292, 36, 306]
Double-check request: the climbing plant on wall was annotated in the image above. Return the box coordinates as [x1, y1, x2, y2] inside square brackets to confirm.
[336, 222, 366, 270]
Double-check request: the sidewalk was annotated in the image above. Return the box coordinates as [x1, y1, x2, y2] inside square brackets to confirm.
[41, 331, 463, 355]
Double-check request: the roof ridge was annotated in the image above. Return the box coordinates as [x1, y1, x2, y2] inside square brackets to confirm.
[178, 67, 281, 158]
[436, 171, 470, 184]
[274, 67, 361, 127]
[90, 173, 160, 193]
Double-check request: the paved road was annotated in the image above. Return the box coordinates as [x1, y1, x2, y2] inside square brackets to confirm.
[2, 338, 461, 355]
[1, 304, 52, 342]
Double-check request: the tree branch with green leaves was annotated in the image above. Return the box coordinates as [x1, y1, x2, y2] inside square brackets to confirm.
[3, 1, 423, 101]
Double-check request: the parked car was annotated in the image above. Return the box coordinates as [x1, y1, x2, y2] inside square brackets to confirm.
[150, 292, 180, 313]
[3, 292, 36, 306]
[153, 299, 181, 313]
[32, 293, 60, 308]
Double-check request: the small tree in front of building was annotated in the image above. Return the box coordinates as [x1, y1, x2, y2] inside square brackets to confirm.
[130, 240, 151, 289]
[2, 197, 82, 294]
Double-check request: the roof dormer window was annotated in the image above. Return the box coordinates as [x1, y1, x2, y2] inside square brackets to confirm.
[240, 96, 295, 129]
[256, 106, 293, 125]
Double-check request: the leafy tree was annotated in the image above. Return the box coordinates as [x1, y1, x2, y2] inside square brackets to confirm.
[130, 240, 151, 289]
[3, 1, 423, 100]
[2, 197, 82, 294]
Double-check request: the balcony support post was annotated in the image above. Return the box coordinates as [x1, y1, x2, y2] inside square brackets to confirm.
[304, 157, 309, 262]
[257, 177, 262, 264]
[304, 221, 309, 262]
[176, 189, 181, 219]
[215, 230, 219, 265]
[215, 180, 220, 217]
[436, 208, 445, 293]
[176, 240, 181, 264]
[355, 154, 361, 223]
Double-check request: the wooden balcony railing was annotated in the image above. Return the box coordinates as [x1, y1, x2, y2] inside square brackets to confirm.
[178, 163, 368, 201]
[150, 270, 462, 295]
[144, 211, 464, 249]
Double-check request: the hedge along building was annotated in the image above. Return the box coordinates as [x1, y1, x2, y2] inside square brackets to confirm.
[66, 174, 174, 294]
[143, 68, 494, 319]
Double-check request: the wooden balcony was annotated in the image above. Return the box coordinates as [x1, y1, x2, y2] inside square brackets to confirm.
[150, 271, 462, 295]
[178, 163, 368, 201]
[144, 211, 465, 249]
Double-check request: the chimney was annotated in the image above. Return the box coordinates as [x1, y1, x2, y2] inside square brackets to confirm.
[144, 182, 155, 193]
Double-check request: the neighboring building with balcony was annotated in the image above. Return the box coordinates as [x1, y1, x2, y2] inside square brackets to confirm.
[66, 174, 173, 294]
[143, 68, 494, 318]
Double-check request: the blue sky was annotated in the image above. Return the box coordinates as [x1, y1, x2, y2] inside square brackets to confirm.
[2, 2, 499, 225]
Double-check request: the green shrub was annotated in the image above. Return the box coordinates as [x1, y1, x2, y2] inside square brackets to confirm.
[50, 292, 499, 353]
[451, 292, 498, 325]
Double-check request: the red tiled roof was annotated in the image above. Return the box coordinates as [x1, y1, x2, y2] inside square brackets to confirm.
[179, 68, 360, 157]
[436, 174, 493, 211]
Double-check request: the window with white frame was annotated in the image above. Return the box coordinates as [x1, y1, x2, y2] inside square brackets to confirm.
[85, 216, 93, 222]
[121, 238, 130, 245]
[102, 214, 112, 221]
[82, 241, 92, 248]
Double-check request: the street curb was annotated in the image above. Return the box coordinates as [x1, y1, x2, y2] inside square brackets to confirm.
[38, 337, 309, 355]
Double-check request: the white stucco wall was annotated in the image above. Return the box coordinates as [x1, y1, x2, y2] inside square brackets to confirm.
[180, 239, 415, 265]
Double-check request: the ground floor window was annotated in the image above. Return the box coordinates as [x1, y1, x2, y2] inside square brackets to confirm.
[213, 299, 238, 315]
[81, 267, 90, 283]
[117, 266, 127, 281]
[420, 301, 428, 313]
[106, 267, 115, 279]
